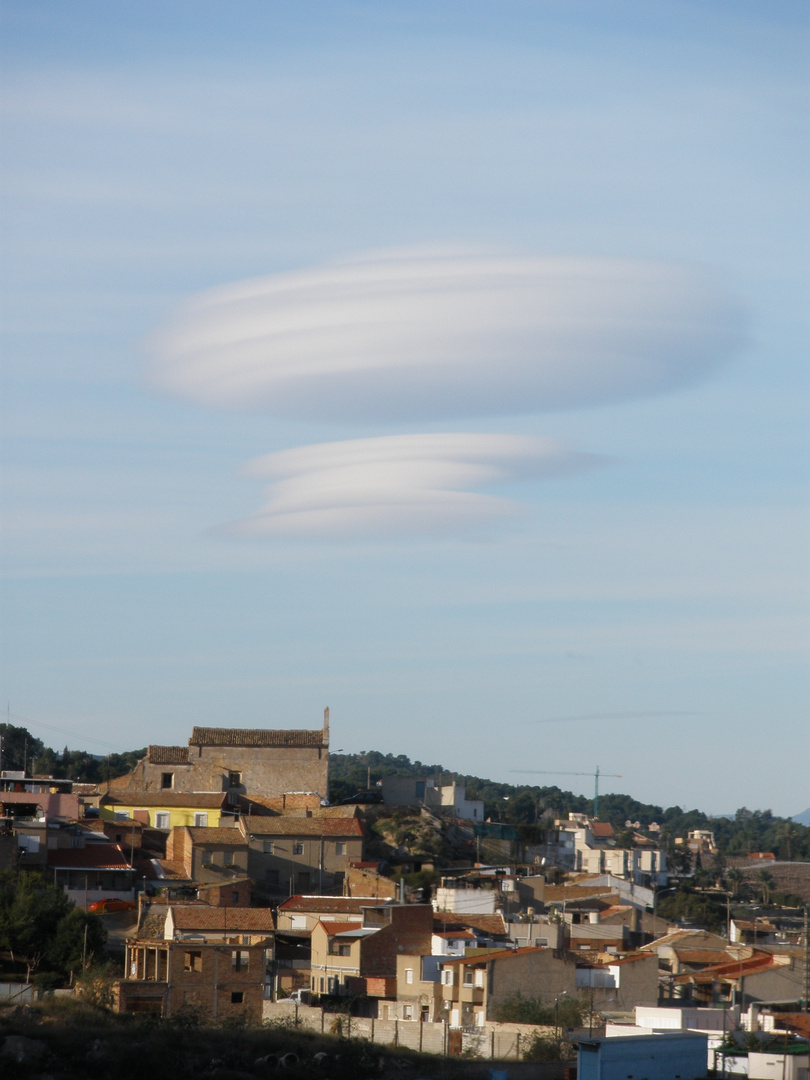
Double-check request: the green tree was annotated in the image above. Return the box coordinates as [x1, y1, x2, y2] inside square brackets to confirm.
[0, 870, 107, 982]
[727, 868, 743, 897]
[0, 723, 45, 772]
[757, 869, 775, 906]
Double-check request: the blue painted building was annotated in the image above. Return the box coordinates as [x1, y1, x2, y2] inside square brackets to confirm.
[578, 1032, 709, 1080]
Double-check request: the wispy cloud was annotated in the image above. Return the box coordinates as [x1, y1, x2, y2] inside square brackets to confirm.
[222, 433, 600, 540]
[152, 248, 745, 423]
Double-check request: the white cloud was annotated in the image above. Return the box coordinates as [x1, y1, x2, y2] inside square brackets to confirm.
[223, 433, 599, 540]
[152, 249, 745, 422]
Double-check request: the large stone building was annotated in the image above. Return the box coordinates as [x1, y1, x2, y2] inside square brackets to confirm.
[110, 709, 331, 802]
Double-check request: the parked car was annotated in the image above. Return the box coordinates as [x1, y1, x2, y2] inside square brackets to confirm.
[88, 898, 137, 914]
[280, 989, 311, 1005]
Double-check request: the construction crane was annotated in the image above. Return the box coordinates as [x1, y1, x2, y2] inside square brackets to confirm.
[509, 765, 621, 818]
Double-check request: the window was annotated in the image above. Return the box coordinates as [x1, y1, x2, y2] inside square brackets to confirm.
[535, 936, 549, 947]
[474, 970, 484, 988]
[184, 951, 202, 973]
[290, 915, 307, 930]
[231, 891, 239, 903]
[231, 950, 249, 972]
[292, 842, 303, 855]
[262, 840, 275, 854]
[415, 781, 426, 800]
[114, 811, 129, 821]
[161, 772, 174, 790]
[228, 771, 241, 788]
[223, 850, 234, 866]
[463, 970, 474, 986]
[201, 850, 212, 867]
[155, 812, 170, 829]
[403, 1005, 414, 1020]
[442, 969, 454, 985]
[194, 813, 208, 827]
[230, 991, 243, 1004]
[330, 941, 351, 956]
[405, 968, 414, 985]
[335, 841, 346, 856]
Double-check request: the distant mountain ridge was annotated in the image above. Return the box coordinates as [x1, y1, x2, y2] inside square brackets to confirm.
[793, 808, 810, 826]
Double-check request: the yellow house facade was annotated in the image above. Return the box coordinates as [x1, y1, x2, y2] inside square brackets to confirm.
[100, 791, 228, 830]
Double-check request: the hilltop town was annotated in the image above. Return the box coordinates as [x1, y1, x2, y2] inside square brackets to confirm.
[1, 712, 808, 1075]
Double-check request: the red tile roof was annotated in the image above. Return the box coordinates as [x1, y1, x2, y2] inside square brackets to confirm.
[604, 952, 655, 966]
[279, 895, 381, 914]
[432, 913, 508, 937]
[591, 822, 614, 838]
[170, 906, 275, 932]
[318, 920, 366, 937]
[187, 827, 247, 845]
[147, 746, 190, 764]
[102, 792, 226, 808]
[190, 727, 325, 748]
[674, 951, 777, 984]
[441, 946, 542, 966]
[47, 844, 133, 870]
[247, 817, 363, 837]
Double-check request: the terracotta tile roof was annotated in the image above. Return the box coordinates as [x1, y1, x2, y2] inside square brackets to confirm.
[318, 920, 367, 937]
[432, 913, 508, 937]
[441, 946, 542, 966]
[187, 827, 247, 845]
[674, 951, 777, 984]
[605, 952, 655, 966]
[47, 844, 133, 870]
[145, 858, 189, 881]
[247, 817, 363, 837]
[102, 792, 226, 809]
[600, 905, 633, 918]
[170, 906, 275, 932]
[190, 727, 326, 748]
[279, 895, 381, 914]
[774, 1015, 810, 1038]
[148, 746, 190, 765]
[434, 930, 476, 940]
[591, 822, 614, 838]
[674, 948, 736, 965]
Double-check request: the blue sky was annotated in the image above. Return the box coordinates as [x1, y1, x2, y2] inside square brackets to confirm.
[1, 1, 808, 816]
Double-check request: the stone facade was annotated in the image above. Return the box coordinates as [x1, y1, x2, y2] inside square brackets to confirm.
[117, 938, 270, 1022]
[112, 709, 331, 802]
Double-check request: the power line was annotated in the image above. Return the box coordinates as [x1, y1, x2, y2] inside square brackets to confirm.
[2, 707, 135, 755]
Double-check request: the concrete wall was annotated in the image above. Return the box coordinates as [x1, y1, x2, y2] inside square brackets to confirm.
[486, 949, 580, 1020]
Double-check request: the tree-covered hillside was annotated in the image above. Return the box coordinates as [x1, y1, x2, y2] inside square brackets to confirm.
[0, 723, 145, 785]
[3, 724, 807, 860]
[329, 750, 810, 860]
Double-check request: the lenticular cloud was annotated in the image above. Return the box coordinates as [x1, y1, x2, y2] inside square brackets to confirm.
[223, 433, 597, 539]
[152, 249, 744, 422]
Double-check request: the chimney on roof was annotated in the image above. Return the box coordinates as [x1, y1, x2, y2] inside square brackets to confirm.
[323, 706, 330, 747]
